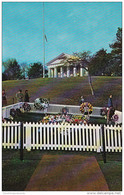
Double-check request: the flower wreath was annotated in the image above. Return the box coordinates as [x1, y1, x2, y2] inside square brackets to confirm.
[34, 98, 49, 110]
[22, 103, 31, 112]
[80, 102, 93, 115]
[112, 114, 119, 122]
[10, 108, 16, 117]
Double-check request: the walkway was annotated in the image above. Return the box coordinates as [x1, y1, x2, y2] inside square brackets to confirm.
[25, 154, 109, 191]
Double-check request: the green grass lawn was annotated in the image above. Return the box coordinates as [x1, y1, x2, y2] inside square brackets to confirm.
[2, 76, 122, 111]
[2, 149, 39, 191]
[2, 149, 122, 191]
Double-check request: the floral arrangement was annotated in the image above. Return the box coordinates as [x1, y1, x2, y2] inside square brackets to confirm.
[112, 114, 119, 123]
[41, 114, 89, 124]
[41, 114, 68, 124]
[100, 107, 108, 117]
[10, 108, 22, 118]
[34, 98, 49, 110]
[80, 102, 93, 115]
[22, 102, 31, 112]
[71, 115, 88, 124]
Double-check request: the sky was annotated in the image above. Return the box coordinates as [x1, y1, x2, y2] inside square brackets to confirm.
[2, 2, 122, 65]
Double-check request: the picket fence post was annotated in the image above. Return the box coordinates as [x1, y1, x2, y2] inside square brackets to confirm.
[96, 124, 100, 152]
[101, 124, 106, 163]
[25, 122, 31, 151]
[20, 122, 23, 160]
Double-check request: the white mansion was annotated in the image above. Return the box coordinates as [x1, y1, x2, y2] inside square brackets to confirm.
[47, 53, 88, 78]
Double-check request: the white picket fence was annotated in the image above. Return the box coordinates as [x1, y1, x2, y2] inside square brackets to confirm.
[2, 122, 122, 153]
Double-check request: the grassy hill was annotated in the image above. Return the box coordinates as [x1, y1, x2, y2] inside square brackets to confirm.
[2, 76, 122, 111]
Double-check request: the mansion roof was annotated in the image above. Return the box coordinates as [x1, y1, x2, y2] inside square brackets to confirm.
[46, 53, 74, 67]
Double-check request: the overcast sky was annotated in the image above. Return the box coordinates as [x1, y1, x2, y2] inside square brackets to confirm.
[2, 2, 122, 65]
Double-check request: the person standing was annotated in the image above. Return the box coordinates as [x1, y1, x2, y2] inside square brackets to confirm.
[107, 95, 114, 124]
[16, 89, 24, 102]
[24, 90, 30, 102]
[108, 95, 113, 108]
[2, 89, 7, 106]
[80, 96, 84, 104]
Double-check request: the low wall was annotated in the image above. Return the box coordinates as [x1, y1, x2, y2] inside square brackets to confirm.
[29, 103, 102, 117]
[2, 103, 122, 124]
[2, 102, 23, 119]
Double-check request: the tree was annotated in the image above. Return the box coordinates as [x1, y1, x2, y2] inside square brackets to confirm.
[19, 62, 29, 79]
[27, 62, 43, 78]
[110, 27, 122, 55]
[109, 27, 122, 76]
[2, 59, 21, 80]
[89, 49, 110, 76]
[2, 72, 7, 81]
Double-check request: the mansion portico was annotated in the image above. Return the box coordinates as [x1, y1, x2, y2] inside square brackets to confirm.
[47, 53, 88, 78]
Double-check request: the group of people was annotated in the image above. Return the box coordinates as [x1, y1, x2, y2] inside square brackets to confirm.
[16, 89, 30, 103]
[2, 88, 113, 111]
[2, 89, 30, 107]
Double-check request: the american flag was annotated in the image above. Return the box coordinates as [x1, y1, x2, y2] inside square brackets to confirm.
[44, 34, 48, 42]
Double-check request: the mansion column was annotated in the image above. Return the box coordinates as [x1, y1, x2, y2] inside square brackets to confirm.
[80, 67, 83, 77]
[51, 68, 54, 78]
[48, 68, 51, 78]
[73, 67, 77, 77]
[54, 67, 58, 78]
[60, 67, 63, 78]
[67, 66, 70, 77]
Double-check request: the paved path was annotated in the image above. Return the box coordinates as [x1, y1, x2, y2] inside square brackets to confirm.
[25, 154, 109, 191]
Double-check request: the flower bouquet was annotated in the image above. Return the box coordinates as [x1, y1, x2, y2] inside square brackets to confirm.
[22, 102, 31, 112]
[100, 107, 108, 117]
[80, 102, 93, 115]
[34, 98, 49, 110]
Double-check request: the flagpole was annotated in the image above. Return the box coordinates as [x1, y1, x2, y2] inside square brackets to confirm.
[42, 2, 45, 78]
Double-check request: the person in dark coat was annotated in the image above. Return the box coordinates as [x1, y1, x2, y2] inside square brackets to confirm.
[2, 89, 7, 106]
[108, 95, 113, 108]
[24, 90, 30, 102]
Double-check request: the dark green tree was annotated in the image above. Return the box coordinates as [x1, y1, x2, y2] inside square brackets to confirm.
[27, 62, 43, 78]
[109, 27, 122, 76]
[2, 59, 21, 80]
[89, 49, 110, 76]
[2, 72, 7, 81]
